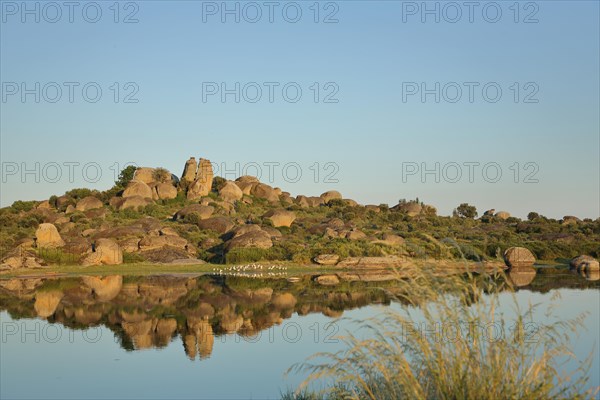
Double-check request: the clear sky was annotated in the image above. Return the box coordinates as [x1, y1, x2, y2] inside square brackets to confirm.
[1, 0, 599, 219]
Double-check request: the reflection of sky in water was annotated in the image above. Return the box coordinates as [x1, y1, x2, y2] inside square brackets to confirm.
[1, 288, 598, 399]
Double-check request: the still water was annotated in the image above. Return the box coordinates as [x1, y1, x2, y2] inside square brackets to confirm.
[1, 268, 598, 399]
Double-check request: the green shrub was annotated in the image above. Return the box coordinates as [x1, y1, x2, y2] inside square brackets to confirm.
[225, 248, 267, 263]
[10, 200, 36, 212]
[64, 188, 93, 200]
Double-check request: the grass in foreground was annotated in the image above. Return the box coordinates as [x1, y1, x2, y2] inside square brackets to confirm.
[285, 267, 598, 400]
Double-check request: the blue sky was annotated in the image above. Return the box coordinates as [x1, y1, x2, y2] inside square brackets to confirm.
[1, 0, 598, 218]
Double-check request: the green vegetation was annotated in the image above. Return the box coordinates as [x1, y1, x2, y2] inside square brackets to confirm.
[1, 166, 599, 267]
[286, 268, 596, 400]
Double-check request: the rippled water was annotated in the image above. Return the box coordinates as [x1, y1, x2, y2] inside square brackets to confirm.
[1, 268, 598, 399]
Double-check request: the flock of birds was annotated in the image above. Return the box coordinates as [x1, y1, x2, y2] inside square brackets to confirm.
[211, 264, 290, 278]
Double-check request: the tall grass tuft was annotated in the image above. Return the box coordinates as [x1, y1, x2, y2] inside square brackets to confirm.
[287, 267, 598, 400]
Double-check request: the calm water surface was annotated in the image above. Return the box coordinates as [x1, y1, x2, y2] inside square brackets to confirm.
[1, 268, 598, 399]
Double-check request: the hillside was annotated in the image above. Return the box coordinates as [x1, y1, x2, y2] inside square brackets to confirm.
[1, 156, 599, 271]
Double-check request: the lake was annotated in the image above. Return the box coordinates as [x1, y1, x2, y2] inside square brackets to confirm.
[1, 267, 598, 399]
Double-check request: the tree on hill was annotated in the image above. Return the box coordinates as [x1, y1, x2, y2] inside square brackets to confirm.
[453, 203, 478, 219]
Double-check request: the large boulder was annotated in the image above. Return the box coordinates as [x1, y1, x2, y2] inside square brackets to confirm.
[236, 175, 259, 184]
[503, 247, 535, 268]
[346, 229, 367, 240]
[138, 235, 188, 251]
[336, 256, 407, 269]
[307, 196, 325, 207]
[82, 239, 123, 266]
[187, 158, 213, 200]
[570, 255, 599, 272]
[230, 224, 263, 239]
[314, 254, 340, 265]
[112, 196, 153, 211]
[263, 210, 296, 227]
[226, 230, 273, 250]
[219, 181, 244, 202]
[35, 223, 65, 248]
[372, 233, 405, 246]
[76, 196, 103, 212]
[392, 202, 422, 217]
[197, 217, 235, 234]
[123, 180, 153, 199]
[133, 167, 156, 185]
[495, 211, 511, 220]
[155, 182, 178, 200]
[235, 180, 258, 195]
[562, 216, 581, 225]
[251, 183, 279, 203]
[174, 205, 215, 221]
[180, 157, 198, 189]
[295, 195, 310, 208]
[320, 190, 342, 204]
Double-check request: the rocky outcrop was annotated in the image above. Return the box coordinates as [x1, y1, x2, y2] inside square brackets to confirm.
[570, 255, 599, 272]
[76, 196, 103, 212]
[263, 209, 296, 227]
[495, 211, 511, 220]
[173, 205, 215, 221]
[392, 202, 422, 217]
[123, 180, 153, 199]
[111, 196, 153, 211]
[345, 229, 367, 240]
[154, 182, 178, 200]
[219, 181, 244, 202]
[180, 157, 198, 190]
[133, 167, 156, 185]
[197, 217, 234, 234]
[372, 233, 405, 246]
[562, 216, 581, 225]
[320, 191, 342, 204]
[82, 239, 123, 266]
[503, 247, 535, 268]
[0, 246, 45, 270]
[138, 235, 188, 251]
[187, 159, 214, 200]
[251, 183, 279, 203]
[336, 256, 407, 269]
[226, 230, 273, 250]
[313, 254, 340, 265]
[35, 223, 65, 248]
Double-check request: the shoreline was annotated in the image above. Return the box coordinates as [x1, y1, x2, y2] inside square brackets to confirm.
[0, 258, 557, 279]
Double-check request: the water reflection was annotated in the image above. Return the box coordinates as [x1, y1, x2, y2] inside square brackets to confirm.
[507, 267, 537, 287]
[1, 268, 598, 360]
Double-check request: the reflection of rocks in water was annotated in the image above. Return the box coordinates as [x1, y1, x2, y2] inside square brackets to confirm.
[82, 275, 122, 302]
[508, 267, 537, 287]
[184, 318, 214, 360]
[34, 291, 63, 318]
[121, 316, 178, 350]
[271, 293, 296, 309]
[8, 271, 593, 361]
[581, 269, 599, 281]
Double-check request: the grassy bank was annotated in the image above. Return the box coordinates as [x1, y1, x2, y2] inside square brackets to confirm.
[284, 267, 598, 400]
